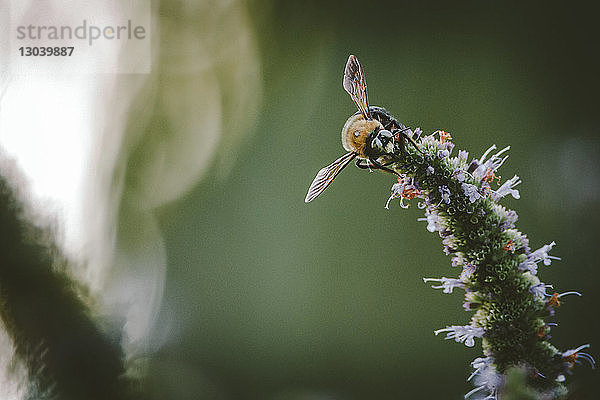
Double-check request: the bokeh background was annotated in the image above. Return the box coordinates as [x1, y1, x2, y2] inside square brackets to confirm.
[1, 1, 599, 399]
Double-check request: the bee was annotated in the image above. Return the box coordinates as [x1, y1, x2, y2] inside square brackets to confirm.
[305, 55, 419, 203]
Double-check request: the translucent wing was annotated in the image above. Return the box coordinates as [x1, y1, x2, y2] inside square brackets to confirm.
[305, 152, 357, 203]
[343, 55, 371, 120]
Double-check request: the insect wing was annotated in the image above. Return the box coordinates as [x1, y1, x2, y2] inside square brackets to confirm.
[305, 152, 357, 203]
[343, 55, 371, 120]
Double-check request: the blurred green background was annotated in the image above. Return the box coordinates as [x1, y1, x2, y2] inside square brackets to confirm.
[129, 1, 599, 399]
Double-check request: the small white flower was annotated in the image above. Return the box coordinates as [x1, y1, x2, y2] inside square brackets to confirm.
[453, 169, 466, 182]
[463, 291, 481, 311]
[519, 260, 539, 275]
[427, 165, 435, 175]
[520, 241, 561, 274]
[442, 235, 459, 254]
[417, 209, 441, 232]
[529, 283, 553, 301]
[472, 145, 510, 181]
[562, 344, 596, 369]
[439, 185, 451, 204]
[530, 241, 561, 266]
[466, 357, 502, 400]
[385, 176, 421, 209]
[492, 175, 521, 201]
[468, 357, 494, 381]
[434, 325, 485, 347]
[385, 182, 404, 209]
[460, 263, 477, 280]
[423, 277, 466, 293]
[444, 141, 455, 154]
[437, 149, 450, 159]
[451, 254, 465, 267]
[457, 149, 469, 164]
[461, 182, 482, 203]
[496, 206, 518, 230]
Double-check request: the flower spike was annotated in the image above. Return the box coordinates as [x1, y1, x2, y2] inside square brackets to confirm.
[376, 121, 592, 398]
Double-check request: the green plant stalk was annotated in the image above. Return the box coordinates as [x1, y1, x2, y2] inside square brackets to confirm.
[380, 128, 593, 399]
[0, 172, 133, 400]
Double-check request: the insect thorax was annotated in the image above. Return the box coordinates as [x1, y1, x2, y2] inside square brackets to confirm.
[341, 113, 383, 158]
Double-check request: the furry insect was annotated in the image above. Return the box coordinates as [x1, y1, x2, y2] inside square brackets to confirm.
[305, 55, 420, 203]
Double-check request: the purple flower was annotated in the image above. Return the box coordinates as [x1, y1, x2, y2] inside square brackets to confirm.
[462, 182, 482, 203]
[452, 169, 466, 182]
[498, 208, 518, 230]
[529, 283, 553, 301]
[519, 241, 561, 274]
[531, 241, 561, 266]
[492, 175, 521, 201]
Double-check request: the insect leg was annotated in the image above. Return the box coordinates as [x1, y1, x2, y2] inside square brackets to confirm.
[379, 157, 397, 167]
[355, 159, 370, 169]
[357, 157, 398, 175]
[391, 128, 407, 153]
[404, 133, 424, 154]
[385, 120, 398, 131]
[393, 126, 412, 137]
[394, 127, 424, 155]
[369, 157, 401, 177]
[355, 158, 374, 172]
